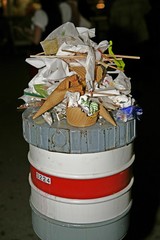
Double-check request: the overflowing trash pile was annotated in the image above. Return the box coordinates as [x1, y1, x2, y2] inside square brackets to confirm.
[18, 22, 142, 127]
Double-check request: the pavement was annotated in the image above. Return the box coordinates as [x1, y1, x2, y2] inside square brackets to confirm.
[0, 50, 39, 240]
[0, 43, 159, 240]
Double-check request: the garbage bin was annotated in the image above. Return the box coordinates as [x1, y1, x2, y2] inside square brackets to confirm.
[22, 107, 136, 240]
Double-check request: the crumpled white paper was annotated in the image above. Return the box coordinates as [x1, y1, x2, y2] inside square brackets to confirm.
[20, 22, 138, 122]
[25, 22, 109, 94]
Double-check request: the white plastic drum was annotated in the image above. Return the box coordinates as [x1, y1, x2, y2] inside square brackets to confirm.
[28, 143, 134, 179]
[29, 175, 134, 224]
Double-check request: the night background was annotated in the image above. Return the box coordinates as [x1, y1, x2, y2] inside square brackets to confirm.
[0, 0, 160, 240]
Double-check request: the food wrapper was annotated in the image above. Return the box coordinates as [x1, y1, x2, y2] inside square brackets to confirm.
[78, 95, 99, 116]
[42, 112, 53, 126]
[115, 106, 143, 122]
[66, 92, 80, 107]
[40, 38, 58, 55]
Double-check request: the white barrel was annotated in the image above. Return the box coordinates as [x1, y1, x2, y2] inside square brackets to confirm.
[29, 175, 133, 224]
[28, 143, 134, 178]
[23, 108, 136, 240]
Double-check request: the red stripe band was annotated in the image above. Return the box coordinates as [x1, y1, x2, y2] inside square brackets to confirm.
[30, 165, 132, 199]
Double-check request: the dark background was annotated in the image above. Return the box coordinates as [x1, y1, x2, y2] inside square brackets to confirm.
[0, 0, 160, 239]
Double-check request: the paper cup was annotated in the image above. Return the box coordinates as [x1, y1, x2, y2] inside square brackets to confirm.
[66, 107, 98, 127]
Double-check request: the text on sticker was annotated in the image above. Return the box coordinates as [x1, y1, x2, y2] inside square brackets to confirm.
[36, 172, 51, 184]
